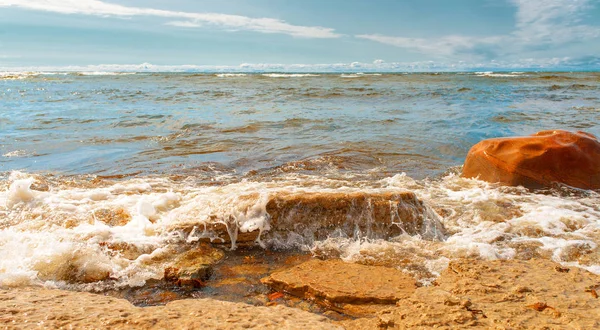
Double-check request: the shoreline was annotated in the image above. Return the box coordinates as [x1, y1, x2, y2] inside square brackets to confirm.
[2, 257, 598, 329]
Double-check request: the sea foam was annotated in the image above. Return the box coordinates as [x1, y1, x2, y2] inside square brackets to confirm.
[1, 171, 599, 290]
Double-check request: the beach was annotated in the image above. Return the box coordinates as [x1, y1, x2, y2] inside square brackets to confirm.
[1, 72, 600, 328]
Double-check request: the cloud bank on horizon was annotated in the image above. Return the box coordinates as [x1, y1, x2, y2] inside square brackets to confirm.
[0, 0, 599, 70]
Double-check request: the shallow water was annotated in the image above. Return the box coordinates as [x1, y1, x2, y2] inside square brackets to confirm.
[1, 72, 599, 297]
[3, 72, 599, 178]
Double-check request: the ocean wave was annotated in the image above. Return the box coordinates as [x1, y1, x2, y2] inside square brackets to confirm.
[71, 72, 137, 76]
[475, 72, 526, 77]
[340, 74, 361, 78]
[215, 73, 248, 77]
[2, 150, 30, 158]
[261, 74, 320, 78]
[0, 72, 41, 80]
[1, 171, 599, 290]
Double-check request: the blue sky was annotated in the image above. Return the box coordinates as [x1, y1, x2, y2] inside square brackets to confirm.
[0, 0, 599, 71]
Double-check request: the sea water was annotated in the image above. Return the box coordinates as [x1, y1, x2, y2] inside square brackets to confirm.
[1, 71, 599, 290]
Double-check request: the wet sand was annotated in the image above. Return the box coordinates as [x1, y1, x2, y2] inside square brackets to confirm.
[2, 257, 599, 329]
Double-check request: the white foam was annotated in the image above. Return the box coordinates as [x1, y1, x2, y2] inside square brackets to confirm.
[261, 73, 320, 78]
[1, 171, 599, 290]
[74, 72, 137, 76]
[6, 178, 36, 208]
[475, 72, 525, 77]
[215, 73, 247, 77]
[340, 74, 361, 78]
[2, 150, 29, 158]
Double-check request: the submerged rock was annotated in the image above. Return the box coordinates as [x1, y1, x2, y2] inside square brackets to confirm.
[0, 287, 340, 329]
[163, 244, 225, 287]
[463, 130, 600, 189]
[261, 259, 416, 305]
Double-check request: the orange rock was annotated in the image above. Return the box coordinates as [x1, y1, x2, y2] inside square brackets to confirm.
[462, 130, 600, 189]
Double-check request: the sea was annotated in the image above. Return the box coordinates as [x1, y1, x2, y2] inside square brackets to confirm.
[1, 71, 599, 295]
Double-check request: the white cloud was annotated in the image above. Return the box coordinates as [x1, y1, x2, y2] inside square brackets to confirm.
[510, 0, 600, 45]
[0, 0, 341, 38]
[357, 34, 491, 57]
[356, 0, 600, 59]
[165, 21, 202, 28]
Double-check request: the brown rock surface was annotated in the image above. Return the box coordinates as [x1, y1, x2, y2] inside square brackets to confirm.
[174, 191, 445, 246]
[266, 191, 444, 240]
[0, 287, 340, 330]
[261, 259, 417, 305]
[462, 130, 600, 189]
[163, 244, 225, 287]
[340, 258, 600, 329]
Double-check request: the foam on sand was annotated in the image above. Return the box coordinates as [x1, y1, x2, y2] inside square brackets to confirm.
[1, 170, 599, 290]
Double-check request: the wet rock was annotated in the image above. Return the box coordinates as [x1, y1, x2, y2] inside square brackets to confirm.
[33, 249, 113, 284]
[174, 191, 445, 248]
[93, 208, 132, 226]
[0, 287, 340, 329]
[99, 241, 156, 260]
[163, 244, 225, 287]
[339, 259, 600, 329]
[463, 130, 600, 189]
[261, 259, 416, 305]
[266, 191, 444, 241]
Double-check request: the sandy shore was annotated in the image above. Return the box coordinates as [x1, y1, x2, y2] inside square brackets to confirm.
[1, 257, 599, 329]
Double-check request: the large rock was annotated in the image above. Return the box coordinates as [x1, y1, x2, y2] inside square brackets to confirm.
[462, 130, 600, 189]
[173, 191, 445, 248]
[0, 287, 340, 330]
[266, 191, 444, 241]
[261, 259, 416, 305]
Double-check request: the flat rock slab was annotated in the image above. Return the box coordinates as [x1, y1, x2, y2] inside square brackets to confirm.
[340, 258, 600, 329]
[262, 259, 417, 304]
[0, 287, 341, 330]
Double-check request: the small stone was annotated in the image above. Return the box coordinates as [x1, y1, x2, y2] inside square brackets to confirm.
[164, 244, 225, 286]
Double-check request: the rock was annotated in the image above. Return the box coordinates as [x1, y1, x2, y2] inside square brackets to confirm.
[462, 130, 600, 189]
[93, 208, 132, 227]
[339, 259, 600, 329]
[173, 191, 445, 248]
[266, 191, 444, 241]
[261, 259, 417, 305]
[0, 287, 340, 330]
[164, 244, 225, 287]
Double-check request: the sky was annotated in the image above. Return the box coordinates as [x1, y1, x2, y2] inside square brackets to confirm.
[0, 0, 599, 71]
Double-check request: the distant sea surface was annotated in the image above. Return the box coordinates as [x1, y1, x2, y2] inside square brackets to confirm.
[3, 71, 599, 177]
[1, 71, 599, 291]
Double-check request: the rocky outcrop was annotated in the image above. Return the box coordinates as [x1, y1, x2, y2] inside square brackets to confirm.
[339, 258, 600, 329]
[463, 130, 600, 189]
[175, 191, 445, 247]
[0, 287, 340, 330]
[261, 259, 416, 305]
[266, 191, 443, 241]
